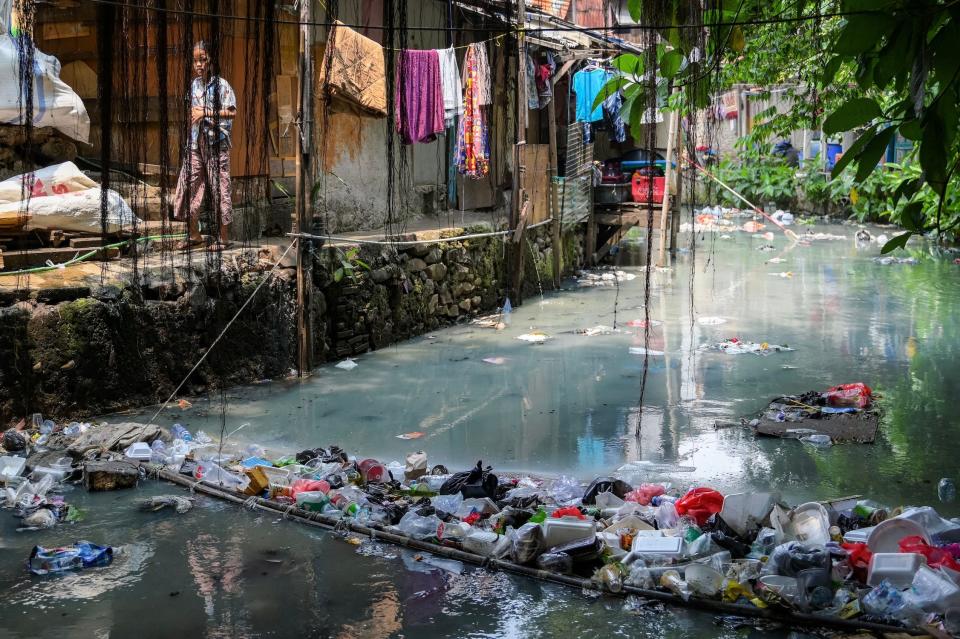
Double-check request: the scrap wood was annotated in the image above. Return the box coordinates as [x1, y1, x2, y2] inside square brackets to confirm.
[68, 421, 160, 457]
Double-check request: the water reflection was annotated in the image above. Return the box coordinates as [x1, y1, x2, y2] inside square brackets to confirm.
[12, 223, 953, 637]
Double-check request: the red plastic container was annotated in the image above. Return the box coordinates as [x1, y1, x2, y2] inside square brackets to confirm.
[358, 458, 388, 483]
[631, 173, 665, 203]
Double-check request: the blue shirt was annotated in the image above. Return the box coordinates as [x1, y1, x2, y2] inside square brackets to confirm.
[190, 75, 237, 149]
[573, 68, 609, 123]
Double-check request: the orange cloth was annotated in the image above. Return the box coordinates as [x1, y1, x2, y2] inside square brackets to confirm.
[317, 21, 387, 118]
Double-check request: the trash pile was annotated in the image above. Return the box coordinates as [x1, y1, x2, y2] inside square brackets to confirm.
[747, 383, 881, 444]
[0, 416, 173, 574]
[874, 256, 919, 266]
[704, 338, 795, 356]
[6, 418, 960, 636]
[139, 428, 958, 635]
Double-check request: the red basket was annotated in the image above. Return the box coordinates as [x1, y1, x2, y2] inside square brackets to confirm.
[631, 174, 665, 203]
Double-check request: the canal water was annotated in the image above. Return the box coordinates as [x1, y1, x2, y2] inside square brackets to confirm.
[3, 223, 958, 638]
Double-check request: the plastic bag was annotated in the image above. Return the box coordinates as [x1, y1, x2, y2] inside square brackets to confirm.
[439, 460, 498, 499]
[762, 542, 830, 578]
[675, 487, 724, 526]
[536, 552, 573, 574]
[625, 484, 665, 505]
[28, 540, 113, 575]
[656, 500, 680, 530]
[551, 506, 586, 520]
[397, 511, 442, 540]
[509, 522, 545, 564]
[595, 491, 626, 509]
[582, 477, 632, 505]
[289, 479, 331, 500]
[899, 535, 960, 572]
[431, 493, 463, 516]
[840, 542, 872, 583]
[549, 476, 582, 506]
[823, 382, 872, 409]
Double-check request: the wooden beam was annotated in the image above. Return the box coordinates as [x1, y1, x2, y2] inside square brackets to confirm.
[295, 0, 315, 376]
[508, 0, 528, 305]
[547, 84, 561, 288]
[658, 101, 679, 267]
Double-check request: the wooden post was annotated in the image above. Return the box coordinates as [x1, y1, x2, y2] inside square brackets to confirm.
[294, 0, 315, 376]
[508, 0, 528, 304]
[547, 86, 561, 288]
[657, 102, 678, 267]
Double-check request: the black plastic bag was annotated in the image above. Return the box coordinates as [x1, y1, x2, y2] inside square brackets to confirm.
[581, 476, 633, 505]
[545, 535, 604, 563]
[536, 552, 574, 574]
[509, 522, 545, 564]
[440, 460, 498, 499]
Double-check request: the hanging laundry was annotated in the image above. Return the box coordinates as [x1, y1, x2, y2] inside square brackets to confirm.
[456, 43, 491, 179]
[536, 54, 556, 107]
[602, 89, 626, 143]
[395, 49, 445, 144]
[437, 47, 463, 128]
[525, 52, 556, 110]
[572, 67, 610, 123]
[525, 53, 540, 110]
[317, 21, 387, 118]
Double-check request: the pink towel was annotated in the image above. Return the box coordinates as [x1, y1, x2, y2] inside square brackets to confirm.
[395, 49, 444, 144]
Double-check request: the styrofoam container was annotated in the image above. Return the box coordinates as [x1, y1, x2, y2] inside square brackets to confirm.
[0, 456, 26, 481]
[598, 531, 629, 559]
[631, 534, 683, 556]
[542, 518, 596, 547]
[604, 515, 655, 534]
[842, 526, 874, 544]
[867, 517, 930, 553]
[720, 492, 777, 537]
[685, 563, 725, 596]
[124, 442, 152, 461]
[772, 502, 830, 546]
[867, 552, 925, 588]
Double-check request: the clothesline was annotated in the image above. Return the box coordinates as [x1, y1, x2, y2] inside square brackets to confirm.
[381, 34, 506, 53]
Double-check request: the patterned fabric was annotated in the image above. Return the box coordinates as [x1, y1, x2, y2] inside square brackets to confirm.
[189, 75, 236, 149]
[173, 142, 233, 226]
[456, 43, 490, 179]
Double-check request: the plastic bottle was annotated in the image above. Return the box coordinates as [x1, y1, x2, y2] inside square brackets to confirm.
[594, 563, 624, 593]
[171, 424, 193, 442]
[853, 499, 887, 521]
[938, 478, 956, 503]
[195, 430, 213, 445]
[502, 297, 512, 315]
[40, 419, 55, 435]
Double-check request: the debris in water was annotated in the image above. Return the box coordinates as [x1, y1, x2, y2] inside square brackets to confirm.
[628, 347, 665, 356]
[482, 357, 507, 365]
[697, 316, 726, 326]
[769, 271, 793, 278]
[335, 359, 358, 370]
[396, 432, 424, 440]
[177, 399, 192, 410]
[137, 495, 194, 514]
[517, 332, 551, 343]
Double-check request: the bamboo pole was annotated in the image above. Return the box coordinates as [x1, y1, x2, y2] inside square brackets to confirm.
[149, 467, 925, 638]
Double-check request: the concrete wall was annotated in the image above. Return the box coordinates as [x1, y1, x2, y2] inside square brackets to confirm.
[314, 2, 455, 233]
[0, 223, 585, 422]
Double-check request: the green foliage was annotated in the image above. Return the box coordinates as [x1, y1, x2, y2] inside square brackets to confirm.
[331, 246, 370, 283]
[712, 144, 798, 208]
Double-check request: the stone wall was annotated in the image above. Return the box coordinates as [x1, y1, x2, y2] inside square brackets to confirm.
[0, 224, 585, 422]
